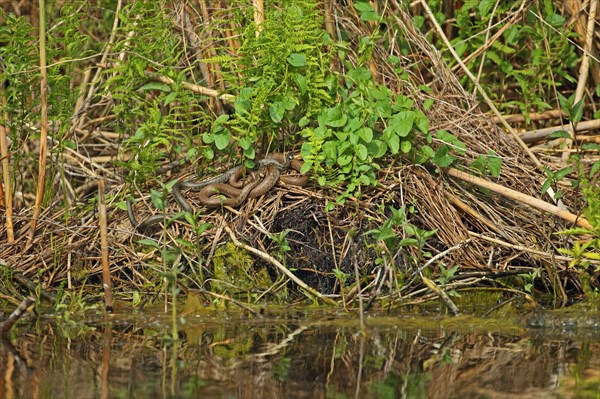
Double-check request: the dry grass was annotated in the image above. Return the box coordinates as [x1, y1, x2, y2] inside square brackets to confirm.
[1, 2, 598, 308]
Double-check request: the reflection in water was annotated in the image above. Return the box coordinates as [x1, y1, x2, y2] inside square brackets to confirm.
[0, 310, 599, 398]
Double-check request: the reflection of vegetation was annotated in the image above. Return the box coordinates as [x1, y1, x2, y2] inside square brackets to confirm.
[273, 356, 292, 382]
[370, 373, 430, 399]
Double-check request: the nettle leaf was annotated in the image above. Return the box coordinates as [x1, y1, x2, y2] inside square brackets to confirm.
[287, 53, 306, 67]
[486, 152, 502, 177]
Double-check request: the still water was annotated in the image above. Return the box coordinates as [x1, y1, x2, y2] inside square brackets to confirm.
[1, 305, 599, 399]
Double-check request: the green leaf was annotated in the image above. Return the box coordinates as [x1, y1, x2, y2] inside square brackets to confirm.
[269, 101, 286, 123]
[150, 189, 166, 210]
[421, 145, 435, 158]
[540, 178, 553, 194]
[546, 13, 564, 27]
[234, 97, 251, 115]
[572, 98, 584, 124]
[294, 73, 308, 94]
[548, 130, 571, 139]
[137, 239, 160, 249]
[138, 82, 171, 92]
[337, 154, 352, 166]
[355, 143, 368, 161]
[554, 166, 574, 181]
[478, 0, 495, 17]
[164, 90, 177, 106]
[354, 1, 379, 21]
[389, 111, 415, 137]
[325, 106, 348, 127]
[214, 130, 231, 150]
[287, 53, 306, 67]
[387, 133, 400, 154]
[357, 127, 373, 143]
[414, 111, 429, 133]
[400, 140, 412, 153]
[487, 153, 502, 177]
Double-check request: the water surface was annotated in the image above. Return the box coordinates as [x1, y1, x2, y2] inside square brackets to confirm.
[2, 306, 599, 398]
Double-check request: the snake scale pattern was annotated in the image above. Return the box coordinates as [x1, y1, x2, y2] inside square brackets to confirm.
[127, 153, 307, 231]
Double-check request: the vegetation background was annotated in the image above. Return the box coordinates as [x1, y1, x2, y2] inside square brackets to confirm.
[0, 0, 599, 312]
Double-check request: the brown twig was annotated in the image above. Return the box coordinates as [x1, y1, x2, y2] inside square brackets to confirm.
[446, 167, 592, 229]
[98, 179, 113, 311]
[562, 0, 598, 161]
[0, 111, 14, 242]
[222, 218, 337, 306]
[27, 0, 49, 247]
[0, 296, 35, 333]
[520, 119, 600, 143]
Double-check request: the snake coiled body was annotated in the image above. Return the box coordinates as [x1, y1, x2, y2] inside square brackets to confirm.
[127, 153, 307, 231]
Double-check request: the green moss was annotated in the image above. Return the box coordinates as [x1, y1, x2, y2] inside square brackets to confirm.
[211, 242, 273, 297]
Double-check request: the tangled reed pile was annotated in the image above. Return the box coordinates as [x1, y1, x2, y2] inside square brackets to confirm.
[0, 2, 596, 308]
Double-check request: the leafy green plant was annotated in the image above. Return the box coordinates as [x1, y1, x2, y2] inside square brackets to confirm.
[270, 229, 292, 264]
[206, 0, 333, 164]
[300, 64, 432, 208]
[103, 1, 207, 184]
[1, 3, 100, 200]
[438, 264, 459, 286]
[365, 205, 437, 268]
[551, 92, 600, 277]
[518, 269, 540, 294]
[432, 0, 578, 118]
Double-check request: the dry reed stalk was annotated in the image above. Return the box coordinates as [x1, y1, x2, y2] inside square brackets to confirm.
[520, 119, 600, 143]
[98, 179, 113, 311]
[27, 0, 49, 247]
[562, 0, 598, 161]
[0, 111, 14, 242]
[446, 167, 592, 229]
[252, 0, 264, 36]
[492, 109, 566, 124]
[414, 0, 547, 179]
